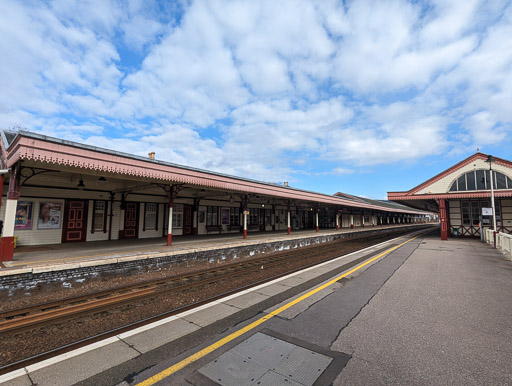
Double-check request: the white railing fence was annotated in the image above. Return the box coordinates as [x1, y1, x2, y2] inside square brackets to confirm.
[484, 230, 512, 260]
[497, 232, 512, 258]
[484, 229, 494, 245]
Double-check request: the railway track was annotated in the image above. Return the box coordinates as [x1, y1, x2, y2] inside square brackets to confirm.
[0, 248, 335, 334]
[0, 228, 427, 374]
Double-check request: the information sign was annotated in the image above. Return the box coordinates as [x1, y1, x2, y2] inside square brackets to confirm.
[482, 207, 493, 216]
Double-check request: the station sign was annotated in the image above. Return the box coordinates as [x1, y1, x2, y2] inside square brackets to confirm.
[482, 207, 493, 216]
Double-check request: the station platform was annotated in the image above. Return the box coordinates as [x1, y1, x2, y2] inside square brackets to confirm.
[0, 224, 424, 274]
[2, 228, 511, 385]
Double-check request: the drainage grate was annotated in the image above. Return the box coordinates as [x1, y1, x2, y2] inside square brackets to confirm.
[197, 332, 333, 386]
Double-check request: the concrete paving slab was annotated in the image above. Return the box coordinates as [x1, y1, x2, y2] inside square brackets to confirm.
[0, 369, 32, 386]
[291, 269, 328, 282]
[181, 302, 241, 327]
[253, 283, 292, 297]
[0, 268, 33, 276]
[275, 275, 307, 288]
[297, 265, 340, 277]
[120, 317, 200, 354]
[27, 338, 139, 386]
[32, 262, 81, 273]
[222, 291, 271, 309]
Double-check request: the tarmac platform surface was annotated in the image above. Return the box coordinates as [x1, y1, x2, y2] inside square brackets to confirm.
[2, 228, 511, 385]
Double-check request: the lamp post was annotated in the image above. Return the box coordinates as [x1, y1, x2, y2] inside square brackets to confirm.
[485, 155, 497, 247]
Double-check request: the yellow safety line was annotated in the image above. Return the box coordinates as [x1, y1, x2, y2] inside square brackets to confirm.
[136, 233, 422, 386]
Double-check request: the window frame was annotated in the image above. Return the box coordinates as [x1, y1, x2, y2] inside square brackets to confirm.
[172, 204, 184, 228]
[143, 202, 159, 232]
[207, 206, 219, 227]
[450, 170, 512, 192]
[91, 200, 108, 234]
[229, 207, 239, 226]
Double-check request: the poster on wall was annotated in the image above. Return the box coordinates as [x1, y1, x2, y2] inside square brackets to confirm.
[199, 211, 205, 223]
[15, 201, 33, 230]
[37, 202, 62, 229]
[221, 208, 230, 225]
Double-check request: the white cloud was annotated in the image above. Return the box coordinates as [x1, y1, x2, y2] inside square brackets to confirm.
[331, 0, 479, 94]
[1, 0, 511, 191]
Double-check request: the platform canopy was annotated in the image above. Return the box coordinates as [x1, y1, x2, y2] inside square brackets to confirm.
[1, 130, 428, 215]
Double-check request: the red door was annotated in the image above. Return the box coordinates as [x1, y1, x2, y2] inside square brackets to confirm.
[124, 202, 138, 238]
[62, 200, 88, 243]
[183, 205, 192, 235]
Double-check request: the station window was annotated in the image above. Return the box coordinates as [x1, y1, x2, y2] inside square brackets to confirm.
[172, 204, 184, 228]
[476, 170, 486, 190]
[249, 210, 259, 225]
[496, 172, 507, 189]
[449, 170, 512, 192]
[460, 200, 501, 227]
[207, 206, 218, 226]
[144, 203, 158, 230]
[471, 201, 479, 226]
[461, 201, 470, 225]
[466, 172, 476, 190]
[230, 207, 239, 226]
[92, 200, 107, 232]
[457, 175, 466, 191]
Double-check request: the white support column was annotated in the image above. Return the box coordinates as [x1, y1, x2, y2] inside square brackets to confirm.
[336, 214, 339, 230]
[2, 199, 17, 238]
[119, 208, 125, 232]
[287, 210, 291, 234]
[350, 214, 354, 229]
[243, 211, 247, 239]
[167, 205, 173, 245]
[316, 211, 319, 232]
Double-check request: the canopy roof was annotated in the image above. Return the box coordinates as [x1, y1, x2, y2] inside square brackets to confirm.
[1, 130, 428, 215]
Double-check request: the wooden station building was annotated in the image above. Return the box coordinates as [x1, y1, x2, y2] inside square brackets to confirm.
[0, 130, 429, 261]
[388, 152, 512, 240]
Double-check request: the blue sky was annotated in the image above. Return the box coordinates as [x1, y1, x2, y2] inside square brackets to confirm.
[1, 0, 511, 199]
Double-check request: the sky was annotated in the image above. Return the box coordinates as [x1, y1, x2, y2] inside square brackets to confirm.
[1, 0, 511, 199]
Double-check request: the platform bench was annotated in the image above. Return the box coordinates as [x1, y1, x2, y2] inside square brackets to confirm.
[227, 225, 241, 232]
[206, 225, 222, 234]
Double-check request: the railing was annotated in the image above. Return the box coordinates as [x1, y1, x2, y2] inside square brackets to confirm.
[484, 229, 494, 245]
[484, 229, 512, 260]
[497, 232, 512, 258]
